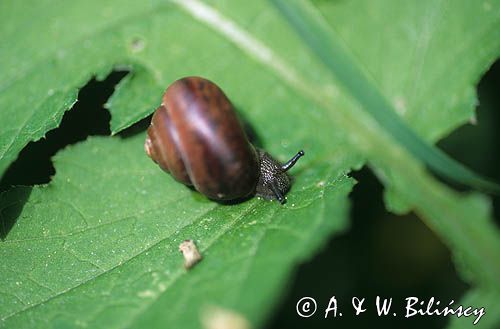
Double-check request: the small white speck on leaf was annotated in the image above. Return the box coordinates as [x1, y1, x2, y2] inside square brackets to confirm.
[469, 114, 478, 125]
[201, 306, 252, 329]
[130, 37, 145, 53]
[56, 49, 66, 59]
[137, 290, 156, 298]
[393, 96, 407, 115]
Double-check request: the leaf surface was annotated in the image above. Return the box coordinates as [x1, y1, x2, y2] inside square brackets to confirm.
[0, 1, 499, 328]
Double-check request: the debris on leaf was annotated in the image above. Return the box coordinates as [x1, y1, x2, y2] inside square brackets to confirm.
[179, 239, 202, 269]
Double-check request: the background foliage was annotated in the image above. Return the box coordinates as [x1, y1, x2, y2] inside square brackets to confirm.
[0, 1, 499, 328]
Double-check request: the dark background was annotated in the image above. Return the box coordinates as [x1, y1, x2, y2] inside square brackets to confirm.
[267, 60, 500, 328]
[0, 58, 498, 328]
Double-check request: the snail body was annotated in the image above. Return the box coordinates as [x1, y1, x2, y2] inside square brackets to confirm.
[145, 76, 304, 204]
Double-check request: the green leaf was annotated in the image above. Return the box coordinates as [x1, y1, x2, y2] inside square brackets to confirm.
[1, 0, 499, 328]
[0, 134, 354, 328]
[271, 0, 500, 193]
[446, 288, 500, 329]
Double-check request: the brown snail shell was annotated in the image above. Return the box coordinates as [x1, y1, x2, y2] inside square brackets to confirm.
[145, 76, 304, 203]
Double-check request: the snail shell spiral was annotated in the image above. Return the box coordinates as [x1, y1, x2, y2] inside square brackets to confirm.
[145, 77, 259, 201]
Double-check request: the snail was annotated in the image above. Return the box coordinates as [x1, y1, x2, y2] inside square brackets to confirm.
[144, 76, 304, 204]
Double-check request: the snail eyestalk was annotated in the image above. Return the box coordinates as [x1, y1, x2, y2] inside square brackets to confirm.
[281, 150, 305, 172]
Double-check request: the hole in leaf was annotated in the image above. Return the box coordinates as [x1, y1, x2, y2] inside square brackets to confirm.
[0, 186, 32, 240]
[0, 70, 129, 191]
[0, 70, 128, 239]
[437, 58, 500, 226]
[266, 167, 467, 329]
[117, 114, 152, 139]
